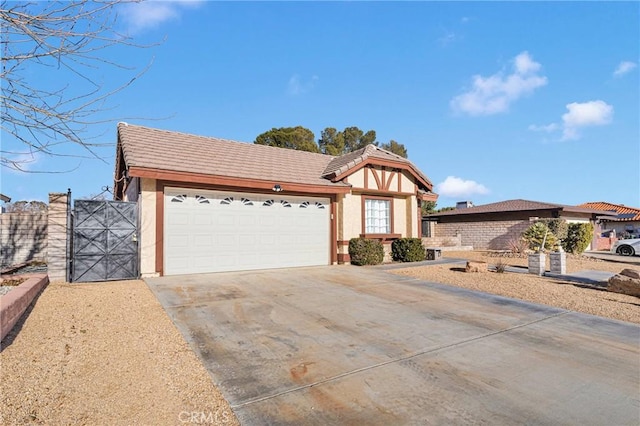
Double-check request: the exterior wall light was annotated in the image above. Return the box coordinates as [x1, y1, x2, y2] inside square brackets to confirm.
[272, 184, 283, 192]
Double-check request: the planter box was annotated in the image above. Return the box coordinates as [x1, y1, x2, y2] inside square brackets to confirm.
[528, 253, 546, 275]
[549, 252, 566, 275]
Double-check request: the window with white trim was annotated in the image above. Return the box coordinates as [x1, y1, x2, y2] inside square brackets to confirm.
[365, 199, 391, 234]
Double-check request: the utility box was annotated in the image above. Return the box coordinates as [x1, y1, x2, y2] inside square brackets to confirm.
[426, 248, 442, 261]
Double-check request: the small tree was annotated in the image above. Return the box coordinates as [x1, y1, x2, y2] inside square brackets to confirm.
[562, 223, 594, 254]
[547, 218, 568, 241]
[522, 222, 557, 252]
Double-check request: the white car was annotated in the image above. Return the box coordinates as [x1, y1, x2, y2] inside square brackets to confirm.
[611, 238, 640, 256]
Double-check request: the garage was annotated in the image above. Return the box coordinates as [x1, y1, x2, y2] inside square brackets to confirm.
[164, 188, 330, 275]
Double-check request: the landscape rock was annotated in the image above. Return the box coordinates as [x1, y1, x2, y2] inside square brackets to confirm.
[608, 274, 640, 298]
[620, 268, 640, 280]
[465, 261, 488, 273]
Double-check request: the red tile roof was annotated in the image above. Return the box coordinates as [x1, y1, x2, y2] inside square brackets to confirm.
[578, 202, 640, 221]
[427, 199, 601, 217]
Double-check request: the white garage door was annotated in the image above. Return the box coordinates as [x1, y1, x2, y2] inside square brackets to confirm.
[164, 188, 330, 275]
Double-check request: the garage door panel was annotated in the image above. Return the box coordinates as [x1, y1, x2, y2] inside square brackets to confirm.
[164, 188, 330, 275]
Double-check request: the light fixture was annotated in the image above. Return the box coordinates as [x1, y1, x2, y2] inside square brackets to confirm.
[272, 184, 283, 192]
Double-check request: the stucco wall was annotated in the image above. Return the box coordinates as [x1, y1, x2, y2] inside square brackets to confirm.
[435, 219, 531, 250]
[349, 168, 365, 189]
[341, 193, 362, 240]
[0, 213, 47, 267]
[139, 178, 157, 277]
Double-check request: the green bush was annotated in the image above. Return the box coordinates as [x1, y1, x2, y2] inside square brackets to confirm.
[562, 222, 594, 254]
[391, 238, 426, 262]
[547, 218, 568, 241]
[348, 237, 384, 266]
[522, 222, 557, 252]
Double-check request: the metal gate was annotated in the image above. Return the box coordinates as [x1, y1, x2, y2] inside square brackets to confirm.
[71, 200, 138, 282]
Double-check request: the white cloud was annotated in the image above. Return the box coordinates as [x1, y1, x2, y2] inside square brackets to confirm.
[123, 0, 202, 33]
[528, 123, 559, 133]
[287, 74, 319, 96]
[561, 100, 613, 140]
[450, 51, 548, 116]
[3, 152, 41, 173]
[613, 61, 637, 77]
[436, 176, 489, 198]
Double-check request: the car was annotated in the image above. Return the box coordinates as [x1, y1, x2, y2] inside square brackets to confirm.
[611, 238, 640, 256]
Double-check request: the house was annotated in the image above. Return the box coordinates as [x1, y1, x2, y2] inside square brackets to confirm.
[113, 123, 437, 276]
[424, 199, 601, 250]
[578, 202, 640, 238]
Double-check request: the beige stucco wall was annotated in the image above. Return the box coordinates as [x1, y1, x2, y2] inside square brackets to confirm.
[393, 197, 405, 235]
[341, 193, 362, 241]
[139, 178, 157, 277]
[400, 171, 414, 194]
[349, 168, 365, 189]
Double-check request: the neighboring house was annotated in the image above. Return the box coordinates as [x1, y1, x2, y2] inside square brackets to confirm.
[113, 123, 437, 276]
[0, 193, 10, 213]
[424, 199, 601, 250]
[578, 202, 640, 238]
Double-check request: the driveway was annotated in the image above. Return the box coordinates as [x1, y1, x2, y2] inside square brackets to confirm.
[146, 266, 640, 425]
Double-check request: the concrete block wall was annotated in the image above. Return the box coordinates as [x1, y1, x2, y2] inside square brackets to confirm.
[421, 234, 462, 248]
[434, 220, 531, 250]
[0, 213, 47, 267]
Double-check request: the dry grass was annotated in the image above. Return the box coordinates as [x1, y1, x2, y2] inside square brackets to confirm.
[390, 251, 640, 324]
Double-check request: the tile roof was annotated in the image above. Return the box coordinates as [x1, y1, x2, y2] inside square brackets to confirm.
[322, 144, 433, 187]
[427, 199, 601, 217]
[117, 123, 348, 188]
[578, 202, 640, 221]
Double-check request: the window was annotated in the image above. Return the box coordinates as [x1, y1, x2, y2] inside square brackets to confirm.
[365, 199, 390, 234]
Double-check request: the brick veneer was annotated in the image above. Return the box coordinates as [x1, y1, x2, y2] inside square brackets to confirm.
[434, 220, 531, 250]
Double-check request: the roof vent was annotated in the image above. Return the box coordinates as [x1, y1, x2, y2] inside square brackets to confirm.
[456, 201, 474, 210]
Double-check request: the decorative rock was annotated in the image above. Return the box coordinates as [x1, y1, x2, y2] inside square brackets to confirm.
[607, 274, 640, 298]
[620, 268, 640, 280]
[465, 261, 488, 273]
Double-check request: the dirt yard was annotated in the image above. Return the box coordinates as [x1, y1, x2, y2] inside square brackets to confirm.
[0, 280, 239, 425]
[390, 251, 640, 324]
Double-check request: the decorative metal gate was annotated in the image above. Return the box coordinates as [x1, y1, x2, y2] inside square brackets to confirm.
[71, 200, 138, 282]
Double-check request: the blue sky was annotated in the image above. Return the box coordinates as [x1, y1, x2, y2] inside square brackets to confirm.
[1, 1, 638, 208]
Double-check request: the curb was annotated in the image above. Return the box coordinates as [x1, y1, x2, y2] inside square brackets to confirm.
[0, 273, 49, 342]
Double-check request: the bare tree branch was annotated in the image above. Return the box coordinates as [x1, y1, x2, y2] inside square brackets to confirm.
[1, 0, 157, 171]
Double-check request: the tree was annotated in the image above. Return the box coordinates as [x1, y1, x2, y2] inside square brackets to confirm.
[318, 126, 377, 155]
[380, 140, 408, 158]
[421, 201, 437, 216]
[254, 126, 319, 153]
[1, 1, 150, 171]
[4, 200, 48, 213]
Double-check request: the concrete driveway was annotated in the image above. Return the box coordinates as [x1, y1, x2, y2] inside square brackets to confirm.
[146, 266, 640, 425]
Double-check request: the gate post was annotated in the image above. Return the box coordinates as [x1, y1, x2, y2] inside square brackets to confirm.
[47, 192, 70, 282]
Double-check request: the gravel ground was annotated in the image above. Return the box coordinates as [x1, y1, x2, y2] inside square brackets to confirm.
[390, 251, 640, 324]
[0, 280, 239, 425]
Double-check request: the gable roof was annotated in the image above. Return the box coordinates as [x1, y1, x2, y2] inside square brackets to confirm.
[426, 199, 600, 218]
[117, 123, 348, 189]
[322, 144, 433, 189]
[578, 201, 640, 221]
[115, 123, 435, 196]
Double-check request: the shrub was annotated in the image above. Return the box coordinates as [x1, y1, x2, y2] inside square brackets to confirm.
[547, 218, 568, 241]
[348, 238, 384, 266]
[506, 236, 528, 254]
[522, 222, 557, 252]
[494, 260, 507, 273]
[562, 222, 594, 254]
[391, 238, 426, 263]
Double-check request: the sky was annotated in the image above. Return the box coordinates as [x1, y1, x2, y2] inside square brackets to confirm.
[1, 1, 639, 209]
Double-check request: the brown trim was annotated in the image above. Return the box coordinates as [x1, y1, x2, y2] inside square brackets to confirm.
[332, 158, 433, 190]
[155, 180, 164, 276]
[130, 167, 351, 195]
[361, 195, 395, 235]
[364, 167, 368, 189]
[337, 253, 351, 264]
[384, 170, 396, 191]
[371, 167, 382, 190]
[337, 240, 350, 246]
[398, 170, 402, 193]
[418, 192, 438, 202]
[330, 197, 337, 264]
[381, 169, 386, 190]
[353, 188, 412, 196]
[359, 233, 401, 242]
